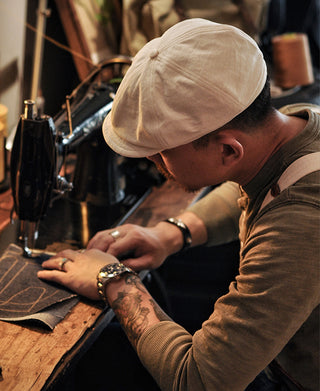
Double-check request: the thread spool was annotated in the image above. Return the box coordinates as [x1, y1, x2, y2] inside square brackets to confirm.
[272, 33, 314, 89]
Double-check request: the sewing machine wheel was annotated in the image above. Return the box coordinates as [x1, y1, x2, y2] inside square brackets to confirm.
[97, 56, 132, 84]
[58, 55, 132, 116]
[81, 55, 132, 89]
[54, 55, 132, 137]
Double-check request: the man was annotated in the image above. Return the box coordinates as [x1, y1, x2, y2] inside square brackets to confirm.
[38, 19, 320, 390]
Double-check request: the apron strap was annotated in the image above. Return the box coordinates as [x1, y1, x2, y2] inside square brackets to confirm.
[260, 152, 320, 212]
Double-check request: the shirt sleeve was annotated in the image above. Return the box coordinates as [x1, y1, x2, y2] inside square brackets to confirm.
[187, 181, 241, 246]
[137, 202, 320, 390]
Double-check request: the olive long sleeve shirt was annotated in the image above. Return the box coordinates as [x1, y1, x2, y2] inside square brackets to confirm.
[137, 109, 320, 390]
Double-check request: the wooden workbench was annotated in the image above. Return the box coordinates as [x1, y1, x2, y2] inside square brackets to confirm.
[0, 181, 199, 390]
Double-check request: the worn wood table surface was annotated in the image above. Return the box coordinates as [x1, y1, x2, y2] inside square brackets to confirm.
[0, 181, 199, 391]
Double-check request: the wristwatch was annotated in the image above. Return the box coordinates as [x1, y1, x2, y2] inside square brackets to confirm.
[97, 262, 137, 304]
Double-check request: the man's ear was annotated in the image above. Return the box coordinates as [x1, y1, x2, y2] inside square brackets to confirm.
[219, 136, 244, 166]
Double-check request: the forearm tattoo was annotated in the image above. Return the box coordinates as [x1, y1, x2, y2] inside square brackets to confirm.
[111, 274, 170, 347]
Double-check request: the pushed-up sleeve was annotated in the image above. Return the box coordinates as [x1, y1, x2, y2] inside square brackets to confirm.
[187, 181, 241, 246]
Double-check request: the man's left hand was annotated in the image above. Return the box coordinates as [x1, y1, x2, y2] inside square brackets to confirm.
[37, 249, 119, 300]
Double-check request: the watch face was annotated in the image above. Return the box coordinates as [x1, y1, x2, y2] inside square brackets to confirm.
[98, 263, 135, 285]
[97, 263, 136, 303]
[107, 263, 121, 276]
[100, 263, 126, 279]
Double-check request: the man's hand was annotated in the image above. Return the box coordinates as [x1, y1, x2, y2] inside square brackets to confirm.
[86, 223, 181, 271]
[37, 249, 119, 300]
[38, 246, 172, 350]
[87, 212, 208, 271]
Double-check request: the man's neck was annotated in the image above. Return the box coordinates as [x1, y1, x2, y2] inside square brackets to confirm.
[237, 111, 308, 186]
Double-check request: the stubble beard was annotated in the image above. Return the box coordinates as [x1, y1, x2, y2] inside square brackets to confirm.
[154, 162, 200, 194]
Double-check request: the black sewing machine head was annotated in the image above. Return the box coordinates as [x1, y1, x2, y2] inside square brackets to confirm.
[10, 57, 163, 256]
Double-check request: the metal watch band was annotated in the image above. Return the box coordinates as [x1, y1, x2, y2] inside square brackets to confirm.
[97, 262, 137, 304]
[164, 217, 192, 251]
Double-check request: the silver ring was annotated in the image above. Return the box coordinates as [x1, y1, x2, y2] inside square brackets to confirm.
[109, 230, 121, 241]
[58, 258, 72, 272]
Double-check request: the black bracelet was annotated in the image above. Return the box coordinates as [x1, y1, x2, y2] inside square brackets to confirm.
[164, 217, 192, 251]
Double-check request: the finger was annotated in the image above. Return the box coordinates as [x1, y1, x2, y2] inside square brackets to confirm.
[41, 257, 60, 270]
[107, 240, 134, 258]
[87, 241, 109, 251]
[42, 255, 74, 272]
[87, 235, 112, 251]
[37, 269, 69, 283]
[121, 254, 154, 271]
[121, 258, 141, 271]
[86, 231, 101, 249]
[59, 258, 74, 272]
[87, 229, 127, 251]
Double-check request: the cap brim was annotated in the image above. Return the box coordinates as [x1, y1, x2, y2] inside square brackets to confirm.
[102, 113, 158, 158]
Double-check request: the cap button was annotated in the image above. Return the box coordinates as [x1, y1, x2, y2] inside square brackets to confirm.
[149, 49, 159, 59]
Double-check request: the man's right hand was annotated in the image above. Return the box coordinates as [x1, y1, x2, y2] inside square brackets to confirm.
[86, 223, 180, 271]
[87, 212, 208, 271]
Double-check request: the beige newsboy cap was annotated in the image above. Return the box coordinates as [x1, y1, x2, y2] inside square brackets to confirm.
[103, 18, 267, 157]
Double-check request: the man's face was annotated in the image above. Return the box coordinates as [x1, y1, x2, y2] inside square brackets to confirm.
[147, 142, 223, 192]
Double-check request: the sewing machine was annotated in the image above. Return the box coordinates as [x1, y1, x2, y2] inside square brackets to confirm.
[10, 58, 163, 257]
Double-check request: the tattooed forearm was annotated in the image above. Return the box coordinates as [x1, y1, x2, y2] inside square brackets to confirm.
[112, 290, 151, 346]
[109, 274, 171, 347]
